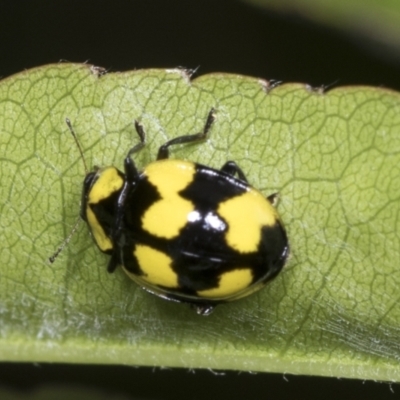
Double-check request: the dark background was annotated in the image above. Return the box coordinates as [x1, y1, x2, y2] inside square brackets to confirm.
[1, 0, 399, 399]
[2, 0, 400, 89]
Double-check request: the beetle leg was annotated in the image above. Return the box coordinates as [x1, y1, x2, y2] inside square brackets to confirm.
[267, 193, 279, 207]
[107, 250, 120, 273]
[191, 303, 215, 316]
[157, 108, 216, 160]
[125, 120, 146, 180]
[220, 161, 248, 182]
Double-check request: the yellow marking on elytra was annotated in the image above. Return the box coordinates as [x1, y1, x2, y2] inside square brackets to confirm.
[88, 167, 124, 204]
[142, 160, 195, 238]
[218, 190, 278, 253]
[134, 244, 179, 288]
[86, 207, 113, 251]
[197, 268, 253, 298]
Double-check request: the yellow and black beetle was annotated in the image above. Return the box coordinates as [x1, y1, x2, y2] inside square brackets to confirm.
[66, 109, 289, 315]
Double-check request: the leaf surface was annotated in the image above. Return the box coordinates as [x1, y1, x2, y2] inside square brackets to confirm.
[1, 64, 400, 381]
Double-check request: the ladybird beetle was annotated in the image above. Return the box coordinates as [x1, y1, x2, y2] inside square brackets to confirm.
[68, 109, 289, 315]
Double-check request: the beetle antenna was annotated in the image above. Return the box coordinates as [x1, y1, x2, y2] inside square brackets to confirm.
[66, 118, 89, 174]
[49, 118, 87, 263]
[49, 217, 82, 263]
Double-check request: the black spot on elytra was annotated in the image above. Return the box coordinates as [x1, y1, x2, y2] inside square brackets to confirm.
[179, 164, 247, 211]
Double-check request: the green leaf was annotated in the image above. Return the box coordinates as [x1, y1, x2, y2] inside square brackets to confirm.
[244, 0, 400, 54]
[1, 64, 400, 381]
